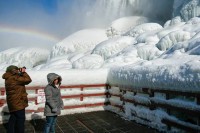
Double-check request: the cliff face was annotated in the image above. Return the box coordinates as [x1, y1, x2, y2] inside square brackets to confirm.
[173, 0, 200, 21]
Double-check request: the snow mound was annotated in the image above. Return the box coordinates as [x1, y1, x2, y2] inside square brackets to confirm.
[173, 0, 200, 21]
[186, 17, 200, 25]
[136, 32, 160, 44]
[180, 0, 200, 21]
[34, 55, 72, 70]
[0, 47, 49, 70]
[137, 45, 162, 60]
[106, 16, 150, 37]
[103, 45, 141, 68]
[72, 54, 104, 69]
[164, 16, 184, 28]
[165, 38, 200, 55]
[156, 30, 191, 51]
[125, 23, 163, 37]
[68, 52, 88, 63]
[92, 36, 136, 59]
[50, 29, 108, 58]
[108, 54, 200, 91]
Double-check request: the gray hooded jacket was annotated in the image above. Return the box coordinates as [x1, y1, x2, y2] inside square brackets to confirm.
[44, 73, 64, 116]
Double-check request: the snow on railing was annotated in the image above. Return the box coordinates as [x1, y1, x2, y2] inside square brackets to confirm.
[0, 84, 109, 123]
[1, 84, 200, 132]
[107, 85, 200, 133]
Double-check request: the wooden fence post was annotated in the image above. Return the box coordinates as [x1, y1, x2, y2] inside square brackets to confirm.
[80, 87, 83, 101]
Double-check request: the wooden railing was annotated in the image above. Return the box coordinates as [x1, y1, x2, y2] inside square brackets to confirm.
[0, 84, 109, 113]
[1, 84, 200, 132]
[108, 85, 200, 133]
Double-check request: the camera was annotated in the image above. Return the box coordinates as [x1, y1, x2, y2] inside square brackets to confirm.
[18, 66, 26, 72]
[18, 66, 26, 76]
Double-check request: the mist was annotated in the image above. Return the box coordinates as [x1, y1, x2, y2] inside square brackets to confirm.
[0, 0, 174, 51]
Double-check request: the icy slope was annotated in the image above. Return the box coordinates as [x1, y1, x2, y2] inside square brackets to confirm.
[106, 16, 151, 37]
[173, 0, 200, 21]
[0, 47, 49, 70]
[50, 29, 108, 58]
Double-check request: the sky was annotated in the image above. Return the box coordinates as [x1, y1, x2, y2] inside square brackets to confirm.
[0, 0, 97, 50]
[0, 0, 173, 51]
[0, 0, 75, 38]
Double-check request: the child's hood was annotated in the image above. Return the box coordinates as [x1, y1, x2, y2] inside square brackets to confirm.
[47, 73, 62, 85]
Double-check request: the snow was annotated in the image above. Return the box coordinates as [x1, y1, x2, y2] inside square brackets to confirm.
[156, 30, 191, 51]
[72, 54, 104, 69]
[180, 0, 200, 21]
[0, 47, 50, 70]
[106, 16, 150, 37]
[1, 3, 200, 132]
[0, 69, 109, 87]
[92, 36, 136, 59]
[50, 29, 108, 58]
[125, 23, 163, 37]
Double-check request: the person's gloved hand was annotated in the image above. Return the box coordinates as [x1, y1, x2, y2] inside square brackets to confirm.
[52, 107, 58, 113]
[60, 105, 64, 110]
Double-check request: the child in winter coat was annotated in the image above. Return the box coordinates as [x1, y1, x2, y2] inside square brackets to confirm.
[44, 73, 64, 133]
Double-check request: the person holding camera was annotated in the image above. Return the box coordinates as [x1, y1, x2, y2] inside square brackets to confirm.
[44, 73, 64, 133]
[2, 65, 32, 133]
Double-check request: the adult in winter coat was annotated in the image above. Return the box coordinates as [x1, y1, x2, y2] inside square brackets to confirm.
[44, 73, 64, 133]
[2, 65, 32, 133]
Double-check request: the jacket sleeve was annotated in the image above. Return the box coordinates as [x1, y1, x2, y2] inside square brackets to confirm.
[59, 91, 64, 107]
[44, 86, 56, 109]
[15, 72, 32, 85]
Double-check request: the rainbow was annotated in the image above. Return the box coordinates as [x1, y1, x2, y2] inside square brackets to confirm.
[0, 25, 60, 43]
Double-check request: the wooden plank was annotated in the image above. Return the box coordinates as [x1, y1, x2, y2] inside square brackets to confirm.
[197, 97, 200, 127]
[77, 120, 94, 133]
[123, 99, 151, 107]
[61, 93, 107, 99]
[152, 89, 200, 98]
[60, 84, 107, 89]
[35, 102, 108, 113]
[151, 100, 200, 117]
[162, 118, 200, 133]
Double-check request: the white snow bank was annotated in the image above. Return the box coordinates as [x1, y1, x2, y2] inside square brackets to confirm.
[125, 23, 163, 37]
[164, 37, 200, 55]
[0, 69, 109, 87]
[92, 36, 136, 59]
[102, 46, 141, 68]
[72, 54, 104, 69]
[137, 45, 162, 60]
[180, 0, 200, 21]
[0, 47, 50, 70]
[108, 53, 200, 92]
[164, 16, 184, 28]
[106, 16, 150, 37]
[33, 55, 72, 70]
[50, 29, 108, 58]
[156, 30, 191, 51]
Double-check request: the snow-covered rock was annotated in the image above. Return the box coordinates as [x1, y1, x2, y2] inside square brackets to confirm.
[92, 36, 136, 59]
[33, 55, 72, 70]
[50, 29, 108, 58]
[173, 0, 200, 21]
[72, 54, 104, 69]
[103, 45, 141, 68]
[164, 16, 184, 28]
[137, 45, 162, 60]
[165, 37, 200, 55]
[106, 16, 150, 37]
[0, 47, 50, 70]
[180, 0, 200, 21]
[156, 30, 191, 51]
[125, 23, 163, 37]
